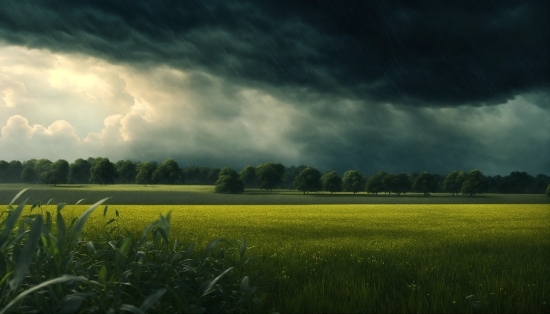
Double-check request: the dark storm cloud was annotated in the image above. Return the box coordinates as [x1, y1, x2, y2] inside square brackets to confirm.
[0, 0, 548, 107]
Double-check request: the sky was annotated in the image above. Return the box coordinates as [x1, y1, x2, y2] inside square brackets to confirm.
[0, 0, 548, 176]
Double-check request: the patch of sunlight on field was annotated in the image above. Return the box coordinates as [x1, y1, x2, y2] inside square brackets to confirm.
[28, 203, 550, 313]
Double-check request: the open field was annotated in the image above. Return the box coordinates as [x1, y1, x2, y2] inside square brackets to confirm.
[0, 184, 548, 205]
[16, 200, 550, 313]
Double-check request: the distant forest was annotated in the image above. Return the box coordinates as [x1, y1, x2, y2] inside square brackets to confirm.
[0, 157, 549, 194]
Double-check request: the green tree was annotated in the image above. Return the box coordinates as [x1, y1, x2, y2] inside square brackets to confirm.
[381, 173, 396, 195]
[294, 167, 322, 194]
[461, 169, 487, 196]
[342, 170, 365, 194]
[282, 165, 307, 189]
[413, 172, 438, 196]
[90, 158, 118, 185]
[0, 160, 8, 183]
[34, 159, 53, 182]
[321, 171, 342, 194]
[546, 184, 550, 196]
[116, 160, 137, 184]
[240, 165, 258, 188]
[206, 167, 222, 185]
[182, 166, 210, 184]
[365, 171, 387, 195]
[215, 167, 244, 194]
[21, 165, 38, 183]
[393, 173, 412, 195]
[70, 158, 91, 183]
[256, 163, 285, 191]
[152, 159, 183, 184]
[7, 160, 23, 182]
[43, 159, 70, 186]
[443, 171, 467, 195]
[136, 162, 157, 185]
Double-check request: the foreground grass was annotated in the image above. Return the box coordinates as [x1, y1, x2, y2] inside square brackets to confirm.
[33, 203, 550, 313]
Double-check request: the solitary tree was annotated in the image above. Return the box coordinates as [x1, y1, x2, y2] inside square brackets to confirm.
[342, 170, 365, 194]
[256, 163, 285, 191]
[152, 159, 183, 184]
[294, 167, 322, 194]
[136, 162, 157, 185]
[461, 169, 487, 196]
[215, 167, 244, 194]
[240, 166, 258, 188]
[413, 172, 438, 196]
[70, 158, 91, 183]
[90, 158, 118, 185]
[321, 171, 342, 194]
[365, 171, 387, 195]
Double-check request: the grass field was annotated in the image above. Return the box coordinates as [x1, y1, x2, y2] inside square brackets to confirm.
[1, 184, 548, 205]
[22, 201, 550, 313]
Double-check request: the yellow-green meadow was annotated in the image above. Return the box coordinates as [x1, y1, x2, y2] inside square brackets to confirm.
[40, 203, 549, 313]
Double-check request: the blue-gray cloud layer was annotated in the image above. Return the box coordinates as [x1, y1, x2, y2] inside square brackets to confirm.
[0, 0, 548, 175]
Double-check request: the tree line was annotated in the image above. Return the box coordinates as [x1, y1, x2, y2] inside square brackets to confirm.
[0, 158, 548, 195]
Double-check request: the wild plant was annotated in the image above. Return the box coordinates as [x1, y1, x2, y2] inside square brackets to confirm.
[0, 189, 260, 313]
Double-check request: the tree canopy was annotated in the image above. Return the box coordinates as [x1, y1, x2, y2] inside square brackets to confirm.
[256, 163, 285, 191]
[294, 167, 322, 194]
[461, 169, 487, 196]
[152, 158, 183, 184]
[321, 171, 342, 194]
[90, 158, 118, 185]
[215, 167, 244, 194]
[135, 162, 157, 185]
[413, 172, 438, 196]
[342, 170, 364, 194]
[240, 166, 258, 188]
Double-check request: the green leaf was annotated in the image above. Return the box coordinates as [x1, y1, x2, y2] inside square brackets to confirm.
[69, 198, 109, 248]
[0, 275, 88, 314]
[105, 218, 117, 226]
[57, 204, 67, 254]
[98, 265, 107, 285]
[240, 237, 247, 259]
[103, 205, 108, 217]
[119, 304, 145, 314]
[200, 239, 229, 263]
[8, 188, 28, 207]
[0, 198, 27, 248]
[57, 203, 66, 212]
[75, 199, 85, 205]
[198, 267, 233, 298]
[140, 288, 166, 312]
[9, 215, 42, 290]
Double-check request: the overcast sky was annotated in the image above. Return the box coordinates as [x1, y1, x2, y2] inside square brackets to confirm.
[0, 0, 548, 176]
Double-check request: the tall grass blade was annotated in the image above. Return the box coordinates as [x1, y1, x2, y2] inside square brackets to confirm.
[69, 198, 109, 247]
[57, 204, 67, 254]
[199, 267, 233, 298]
[119, 304, 145, 314]
[75, 199, 85, 205]
[240, 237, 247, 259]
[139, 288, 166, 312]
[9, 215, 42, 290]
[200, 239, 228, 263]
[7, 188, 28, 207]
[0, 275, 88, 314]
[1, 199, 27, 247]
